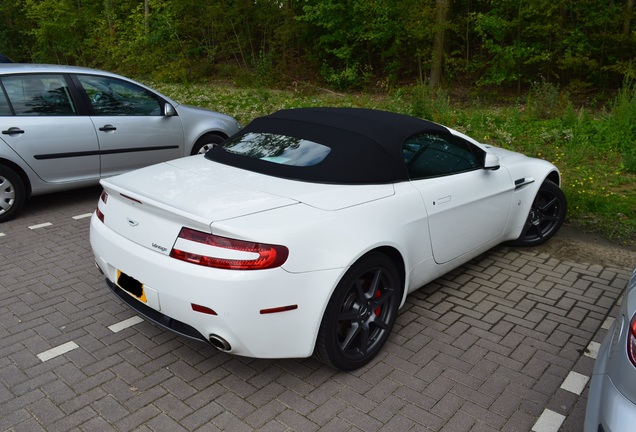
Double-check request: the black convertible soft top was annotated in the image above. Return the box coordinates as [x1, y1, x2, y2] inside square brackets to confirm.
[206, 107, 451, 184]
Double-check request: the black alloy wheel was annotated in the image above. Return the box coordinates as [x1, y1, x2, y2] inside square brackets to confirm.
[510, 179, 567, 246]
[316, 252, 401, 371]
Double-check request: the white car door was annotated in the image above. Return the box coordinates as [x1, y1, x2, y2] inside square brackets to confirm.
[0, 74, 100, 183]
[404, 133, 514, 264]
[75, 74, 184, 178]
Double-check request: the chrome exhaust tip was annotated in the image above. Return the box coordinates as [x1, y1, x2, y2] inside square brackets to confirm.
[209, 334, 231, 351]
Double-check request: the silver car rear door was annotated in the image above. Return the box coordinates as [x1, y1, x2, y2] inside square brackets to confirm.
[0, 73, 100, 183]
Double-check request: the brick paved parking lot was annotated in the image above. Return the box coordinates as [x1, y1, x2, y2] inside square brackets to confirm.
[0, 186, 633, 432]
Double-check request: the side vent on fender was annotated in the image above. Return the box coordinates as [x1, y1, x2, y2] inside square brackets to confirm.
[514, 177, 535, 190]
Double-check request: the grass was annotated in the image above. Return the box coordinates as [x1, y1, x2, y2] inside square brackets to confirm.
[149, 80, 636, 246]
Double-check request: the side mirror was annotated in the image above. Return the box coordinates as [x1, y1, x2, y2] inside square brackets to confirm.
[484, 153, 500, 171]
[164, 103, 176, 117]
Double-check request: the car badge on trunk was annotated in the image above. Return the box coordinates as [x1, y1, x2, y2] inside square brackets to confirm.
[127, 218, 139, 227]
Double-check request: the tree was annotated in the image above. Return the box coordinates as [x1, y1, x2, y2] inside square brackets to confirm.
[299, 0, 403, 88]
[430, 0, 452, 87]
[24, 0, 92, 64]
[624, 0, 634, 35]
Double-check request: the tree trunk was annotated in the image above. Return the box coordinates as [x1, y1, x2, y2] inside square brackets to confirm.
[624, 0, 634, 35]
[105, 0, 114, 35]
[145, 0, 150, 34]
[430, 0, 451, 88]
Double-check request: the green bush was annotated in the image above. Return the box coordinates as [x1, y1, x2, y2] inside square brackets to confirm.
[404, 85, 451, 123]
[603, 82, 636, 167]
[526, 81, 572, 120]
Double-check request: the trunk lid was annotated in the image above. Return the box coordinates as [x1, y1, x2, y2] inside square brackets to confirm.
[100, 156, 394, 253]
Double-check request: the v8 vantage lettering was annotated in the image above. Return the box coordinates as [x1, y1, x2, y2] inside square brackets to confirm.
[152, 243, 168, 253]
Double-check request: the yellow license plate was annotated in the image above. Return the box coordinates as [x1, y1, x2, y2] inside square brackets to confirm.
[117, 270, 147, 303]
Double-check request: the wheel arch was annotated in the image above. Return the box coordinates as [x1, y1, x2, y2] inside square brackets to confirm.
[371, 245, 407, 302]
[0, 158, 32, 198]
[313, 245, 407, 370]
[545, 170, 561, 187]
[313, 245, 408, 341]
[190, 131, 229, 155]
[508, 173, 567, 246]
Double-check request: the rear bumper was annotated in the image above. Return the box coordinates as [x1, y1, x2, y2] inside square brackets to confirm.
[105, 278, 208, 343]
[90, 213, 345, 359]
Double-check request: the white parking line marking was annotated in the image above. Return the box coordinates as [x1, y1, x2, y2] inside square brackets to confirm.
[585, 341, 601, 359]
[108, 316, 144, 333]
[29, 222, 53, 230]
[37, 341, 79, 362]
[560, 371, 589, 395]
[532, 409, 566, 432]
[602, 317, 615, 330]
[72, 213, 93, 220]
[0, 232, 5, 237]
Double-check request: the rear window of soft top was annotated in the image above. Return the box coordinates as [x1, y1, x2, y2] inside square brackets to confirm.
[222, 132, 331, 167]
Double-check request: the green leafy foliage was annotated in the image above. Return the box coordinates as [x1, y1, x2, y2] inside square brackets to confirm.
[299, 0, 404, 89]
[2, 0, 636, 91]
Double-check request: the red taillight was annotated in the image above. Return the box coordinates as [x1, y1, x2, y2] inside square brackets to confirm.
[170, 227, 289, 270]
[96, 191, 108, 222]
[628, 314, 636, 366]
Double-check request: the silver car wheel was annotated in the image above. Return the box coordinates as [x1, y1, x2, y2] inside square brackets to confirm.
[0, 173, 16, 215]
[191, 133, 226, 155]
[197, 142, 217, 154]
[0, 165, 26, 222]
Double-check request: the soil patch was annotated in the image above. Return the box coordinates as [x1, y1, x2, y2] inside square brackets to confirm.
[532, 224, 636, 269]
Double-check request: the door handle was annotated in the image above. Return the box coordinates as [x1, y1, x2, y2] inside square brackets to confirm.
[433, 196, 451, 205]
[2, 127, 25, 135]
[98, 125, 117, 132]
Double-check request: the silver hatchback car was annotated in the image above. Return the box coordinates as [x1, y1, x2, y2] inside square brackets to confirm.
[585, 265, 636, 432]
[0, 64, 240, 221]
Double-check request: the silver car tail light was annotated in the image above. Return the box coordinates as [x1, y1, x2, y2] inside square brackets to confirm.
[628, 314, 636, 367]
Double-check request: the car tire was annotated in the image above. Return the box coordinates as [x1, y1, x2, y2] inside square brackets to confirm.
[316, 252, 401, 371]
[0, 164, 26, 223]
[191, 133, 226, 155]
[509, 179, 567, 247]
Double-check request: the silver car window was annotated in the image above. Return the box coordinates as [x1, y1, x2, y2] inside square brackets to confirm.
[77, 75, 162, 116]
[1, 74, 76, 116]
[0, 87, 11, 115]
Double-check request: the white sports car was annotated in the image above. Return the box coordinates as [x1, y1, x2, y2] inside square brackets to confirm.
[90, 108, 566, 370]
